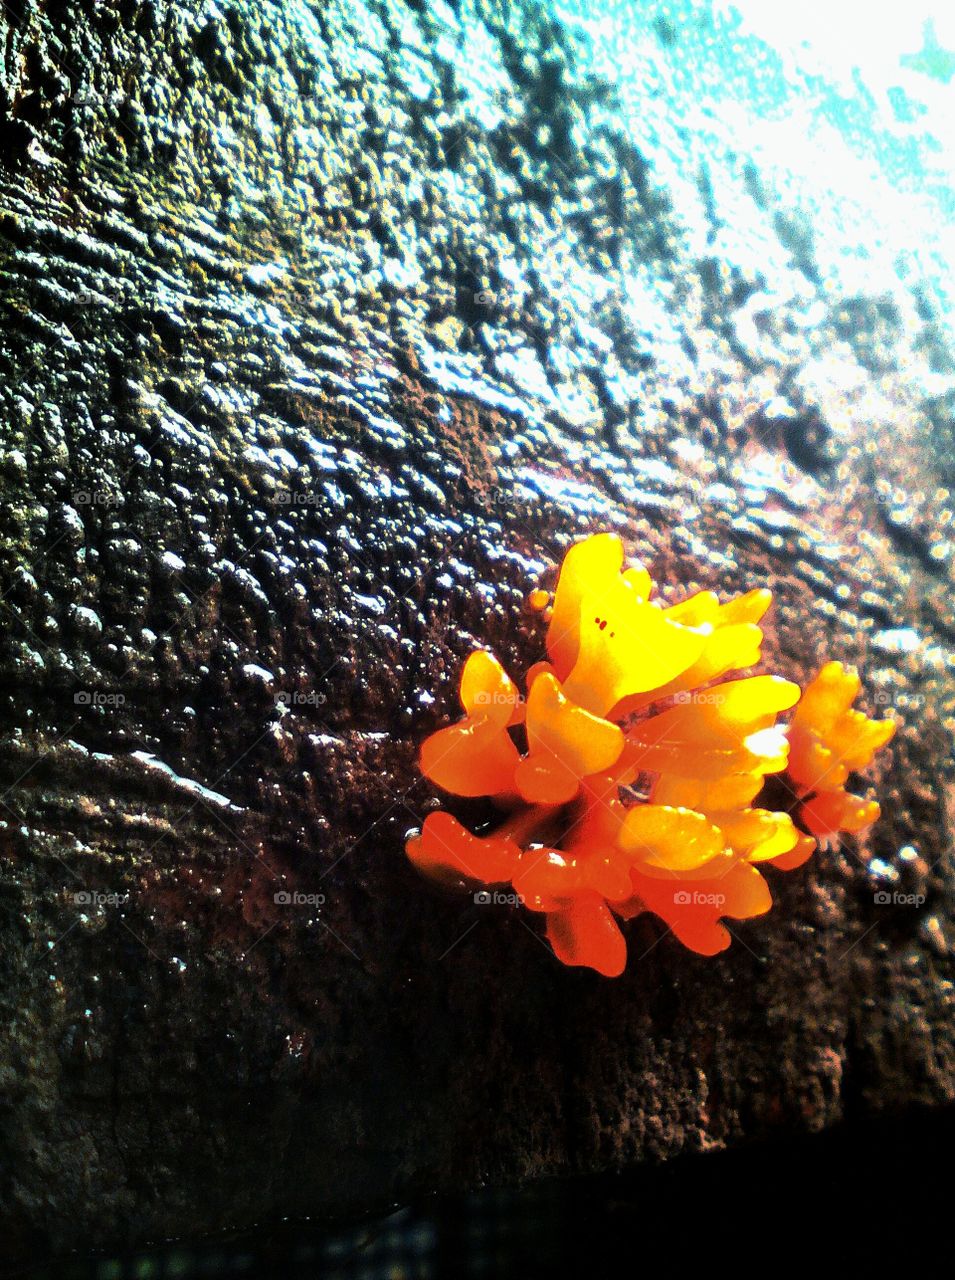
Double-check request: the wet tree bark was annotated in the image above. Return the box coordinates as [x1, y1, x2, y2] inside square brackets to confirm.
[1, 0, 954, 1266]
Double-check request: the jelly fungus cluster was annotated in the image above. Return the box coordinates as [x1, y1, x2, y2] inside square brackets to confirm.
[406, 534, 896, 977]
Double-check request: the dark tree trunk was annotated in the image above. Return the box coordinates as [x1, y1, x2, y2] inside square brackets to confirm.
[1, 0, 953, 1267]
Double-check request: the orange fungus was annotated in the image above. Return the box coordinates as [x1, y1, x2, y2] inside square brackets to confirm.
[405, 534, 896, 976]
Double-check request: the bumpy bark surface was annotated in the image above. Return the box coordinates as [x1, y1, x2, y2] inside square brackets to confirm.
[1, 0, 954, 1266]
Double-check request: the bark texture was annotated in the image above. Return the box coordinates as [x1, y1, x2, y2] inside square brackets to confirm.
[1, 0, 954, 1266]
